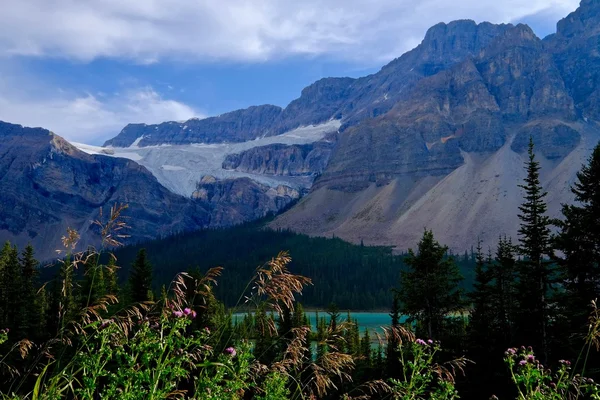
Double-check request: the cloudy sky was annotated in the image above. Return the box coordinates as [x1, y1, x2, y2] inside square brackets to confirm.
[0, 0, 580, 144]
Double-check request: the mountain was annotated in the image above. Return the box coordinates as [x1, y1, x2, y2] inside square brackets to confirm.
[270, 0, 600, 251]
[5, 0, 599, 255]
[0, 122, 299, 259]
[105, 21, 511, 149]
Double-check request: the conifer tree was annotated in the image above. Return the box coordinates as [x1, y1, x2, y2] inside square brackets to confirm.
[59, 255, 77, 332]
[386, 294, 402, 377]
[104, 255, 119, 296]
[493, 236, 517, 346]
[1, 244, 22, 335]
[467, 242, 495, 355]
[19, 244, 40, 339]
[397, 230, 464, 340]
[516, 137, 553, 359]
[128, 248, 153, 303]
[80, 252, 106, 308]
[555, 142, 600, 336]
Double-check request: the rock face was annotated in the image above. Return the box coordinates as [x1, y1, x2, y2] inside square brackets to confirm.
[0, 121, 211, 259]
[547, 0, 600, 120]
[192, 176, 300, 226]
[104, 105, 284, 147]
[222, 140, 334, 177]
[0, 122, 301, 260]
[271, 0, 600, 252]
[104, 21, 511, 149]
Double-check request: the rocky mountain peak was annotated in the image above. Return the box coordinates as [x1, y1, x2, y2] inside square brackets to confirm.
[556, 0, 600, 39]
[417, 20, 513, 66]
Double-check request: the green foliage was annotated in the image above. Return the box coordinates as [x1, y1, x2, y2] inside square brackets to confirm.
[387, 339, 460, 400]
[516, 138, 554, 358]
[504, 347, 600, 399]
[397, 230, 464, 340]
[554, 142, 600, 350]
[129, 248, 153, 303]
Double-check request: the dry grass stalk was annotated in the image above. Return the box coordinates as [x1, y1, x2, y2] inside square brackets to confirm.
[248, 251, 312, 318]
[93, 203, 130, 248]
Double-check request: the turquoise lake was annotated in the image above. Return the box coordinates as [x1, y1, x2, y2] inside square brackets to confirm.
[234, 312, 398, 336]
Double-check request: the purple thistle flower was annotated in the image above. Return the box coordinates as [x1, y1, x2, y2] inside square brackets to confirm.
[173, 311, 184, 318]
[527, 354, 535, 363]
[519, 360, 527, 366]
[416, 339, 427, 346]
[427, 339, 434, 345]
[505, 348, 517, 356]
[183, 308, 192, 316]
[224, 347, 237, 357]
[559, 359, 571, 366]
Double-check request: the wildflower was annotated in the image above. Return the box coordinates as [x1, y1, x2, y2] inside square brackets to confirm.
[416, 339, 427, 346]
[519, 360, 527, 366]
[224, 347, 237, 357]
[183, 308, 192, 316]
[204, 327, 211, 334]
[559, 359, 571, 366]
[527, 354, 535, 363]
[427, 339, 434, 345]
[505, 348, 516, 356]
[191, 310, 197, 319]
[173, 311, 184, 318]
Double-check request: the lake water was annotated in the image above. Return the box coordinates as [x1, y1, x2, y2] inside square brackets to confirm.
[234, 311, 399, 337]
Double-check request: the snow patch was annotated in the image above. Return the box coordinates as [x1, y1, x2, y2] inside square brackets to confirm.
[161, 165, 186, 171]
[70, 120, 340, 197]
[130, 135, 145, 148]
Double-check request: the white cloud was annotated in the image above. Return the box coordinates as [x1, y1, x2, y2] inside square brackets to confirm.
[0, 85, 201, 144]
[0, 0, 580, 64]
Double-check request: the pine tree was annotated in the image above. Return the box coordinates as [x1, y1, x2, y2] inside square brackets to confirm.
[555, 142, 600, 337]
[467, 242, 495, 355]
[2, 244, 22, 335]
[80, 251, 106, 309]
[386, 294, 402, 377]
[397, 230, 464, 340]
[516, 137, 553, 359]
[19, 244, 41, 339]
[104, 255, 119, 296]
[493, 236, 517, 347]
[59, 255, 77, 332]
[128, 249, 153, 303]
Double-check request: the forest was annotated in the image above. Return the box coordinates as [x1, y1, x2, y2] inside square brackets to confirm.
[0, 137, 599, 399]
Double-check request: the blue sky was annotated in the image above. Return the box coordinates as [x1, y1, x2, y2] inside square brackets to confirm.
[0, 0, 580, 144]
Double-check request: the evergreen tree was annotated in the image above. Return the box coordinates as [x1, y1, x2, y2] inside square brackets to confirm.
[19, 244, 41, 339]
[1, 244, 22, 335]
[104, 255, 119, 296]
[516, 137, 553, 359]
[254, 306, 278, 365]
[397, 230, 464, 340]
[59, 255, 77, 332]
[128, 249, 153, 303]
[386, 294, 402, 377]
[467, 242, 495, 355]
[493, 236, 517, 347]
[465, 242, 501, 399]
[80, 251, 106, 308]
[555, 142, 600, 339]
